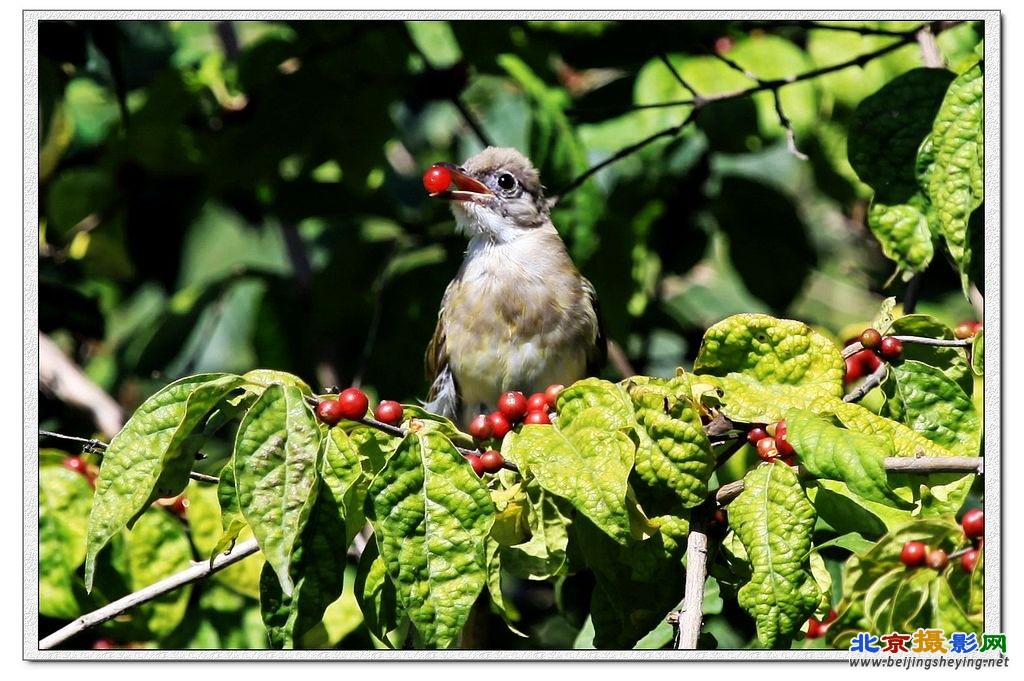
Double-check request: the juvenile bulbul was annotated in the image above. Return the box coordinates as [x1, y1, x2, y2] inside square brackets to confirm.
[424, 147, 606, 426]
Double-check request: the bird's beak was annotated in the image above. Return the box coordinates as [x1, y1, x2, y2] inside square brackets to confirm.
[430, 163, 493, 202]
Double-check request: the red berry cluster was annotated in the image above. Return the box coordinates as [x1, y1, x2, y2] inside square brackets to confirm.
[747, 419, 797, 464]
[954, 320, 983, 340]
[805, 609, 838, 640]
[315, 388, 407, 428]
[845, 328, 904, 383]
[899, 508, 983, 573]
[469, 385, 562, 443]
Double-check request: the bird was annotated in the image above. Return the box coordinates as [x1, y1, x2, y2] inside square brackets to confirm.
[423, 146, 606, 426]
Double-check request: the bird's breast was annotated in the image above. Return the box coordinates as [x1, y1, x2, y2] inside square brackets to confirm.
[443, 239, 596, 414]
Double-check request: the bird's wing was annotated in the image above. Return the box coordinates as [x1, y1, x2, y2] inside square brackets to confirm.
[582, 276, 608, 375]
[425, 280, 461, 420]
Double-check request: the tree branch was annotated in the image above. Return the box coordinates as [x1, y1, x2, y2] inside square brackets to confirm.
[676, 508, 710, 649]
[39, 538, 261, 650]
[841, 334, 973, 359]
[557, 21, 961, 200]
[38, 431, 219, 485]
[843, 360, 888, 403]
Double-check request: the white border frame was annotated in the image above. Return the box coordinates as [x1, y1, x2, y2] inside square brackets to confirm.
[23, 8, 1001, 661]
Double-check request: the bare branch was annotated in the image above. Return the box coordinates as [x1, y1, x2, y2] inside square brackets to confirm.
[746, 20, 917, 37]
[842, 334, 973, 359]
[38, 430, 219, 485]
[772, 90, 809, 161]
[39, 333, 124, 439]
[843, 360, 888, 403]
[658, 53, 701, 99]
[676, 509, 710, 649]
[39, 538, 261, 650]
[606, 339, 636, 380]
[713, 456, 983, 507]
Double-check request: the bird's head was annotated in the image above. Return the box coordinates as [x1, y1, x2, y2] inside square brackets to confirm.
[429, 147, 552, 244]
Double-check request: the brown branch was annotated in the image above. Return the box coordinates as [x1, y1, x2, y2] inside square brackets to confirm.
[842, 334, 974, 359]
[606, 339, 636, 379]
[658, 53, 700, 99]
[843, 360, 888, 403]
[713, 456, 983, 507]
[38, 430, 219, 484]
[557, 21, 962, 200]
[39, 538, 261, 650]
[39, 333, 124, 439]
[676, 508, 710, 649]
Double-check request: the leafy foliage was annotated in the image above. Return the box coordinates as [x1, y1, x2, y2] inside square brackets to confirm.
[37, 18, 985, 652]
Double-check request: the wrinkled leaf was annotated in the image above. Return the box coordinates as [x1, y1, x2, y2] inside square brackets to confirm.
[694, 314, 844, 423]
[39, 466, 94, 618]
[367, 429, 494, 648]
[926, 60, 984, 291]
[890, 360, 981, 455]
[625, 374, 715, 508]
[730, 462, 820, 648]
[86, 373, 244, 590]
[786, 409, 913, 509]
[126, 508, 194, 637]
[354, 538, 399, 646]
[235, 383, 322, 596]
[500, 478, 572, 580]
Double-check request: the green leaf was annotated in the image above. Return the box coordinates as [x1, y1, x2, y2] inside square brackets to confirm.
[510, 423, 635, 545]
[85, 373, 244, 591]
[366, 429, 494, 649]
[730, 462, 820, 648]
[693, 314, 844, 423]
[865, 201, 935, 277]
[39, 466, 94, 618]
[786, 409, 913, 509]
[186, 479, 264, 599]
[972, 329, 984, 375]
[242, 369, 313, 395]
[485, 539, 527, 637]
[321, 426, 370, 548]
[890, 360, 981, 456]
[353, 539, 399, 646]
[625, 374, 715, 508]
[863, 567, 934, 632]
[849, 68, 955, 200]
[125, 508, 194, 637]
[259, 485, 348, 649]
[925, 60, 984, 291]
[812, 532, 875, 555]
[235, 383, 322, 596]
[500, 477, 572, 580]
[888, 314, 972, 396]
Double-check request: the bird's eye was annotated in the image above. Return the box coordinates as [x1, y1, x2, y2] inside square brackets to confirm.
[497, 173, 517, 191]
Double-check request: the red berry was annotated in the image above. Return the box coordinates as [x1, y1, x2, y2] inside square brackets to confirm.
[63, 455, 88, 476]
[524, 410, 551, 425]
[805, 618, 825, 639]
[374, 400, 404, 426]
[960, 549, 980, 573]
[315, 398, 346, 426]
[714, 36, 735, 55]
[544, 384, 565, 410]
[860, 348, 883, 372]
[92, 638, 116, 650]
[972, 321, 983, 334]
[422, 165, 452, 194]
[961, 508, 984, 539]
[926, 548, 949, 571]
[773, 420, 795, 457]
[823, 608, 838, 625]
[336, 387, 369, 420]
[860, 328, 883, 350]
[480, 450, 505, 474]
[468, 454, 487, 477]
[170, 495, 189, 516]
[954, 321, 978, 340]
[900, 541, 927, 567]
[747, 427, 769, 444]
[497, 391, 529, 422]
[756, 437, 779, 462]
[469, 414, 493, 440]
[527, 392, 550, 413]
[879, 336, 903, 361]
[488, 411, 512, 439]
[711, 508, 728, 527]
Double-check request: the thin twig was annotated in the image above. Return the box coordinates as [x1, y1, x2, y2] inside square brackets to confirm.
[658, 53, 701, 99]
[39, 538, 261, 650]
[843, 360, 888, 403]
[771, 90, 808, 160]
[606, 339, 636, 380]
[902, 273, 924, 314]
[558, 21, 962, 200]
[37, 431, 219, 484]
[842, 334, 974, 359]
[745, 20, 917, 37]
